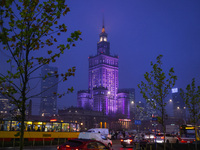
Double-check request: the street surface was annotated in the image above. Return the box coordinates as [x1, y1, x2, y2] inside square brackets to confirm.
[0, 140, 134, 150]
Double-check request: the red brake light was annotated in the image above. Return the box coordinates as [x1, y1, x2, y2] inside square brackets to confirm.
[161, 136, 164, 139]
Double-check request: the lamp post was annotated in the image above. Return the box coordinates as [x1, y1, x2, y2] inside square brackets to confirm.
[107, 91, 111, 114]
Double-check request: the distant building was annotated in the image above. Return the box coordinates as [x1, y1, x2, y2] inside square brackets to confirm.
[0, 93, 12, 119]
[77, 23, 132, 118]
[0, 83, 13, 119]
[26, 99, 32, 119]
[58, 107, 108, 131]
[40, 65, 58, 117]
[171, 88, 186, 123]
[118, 88, 135, 119]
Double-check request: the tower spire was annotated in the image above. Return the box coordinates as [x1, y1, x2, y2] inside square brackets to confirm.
[102, 14, 105, 33]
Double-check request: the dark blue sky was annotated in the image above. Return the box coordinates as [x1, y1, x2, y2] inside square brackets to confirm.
[1, 0, 200, 115]
[55, 0, 200, 109]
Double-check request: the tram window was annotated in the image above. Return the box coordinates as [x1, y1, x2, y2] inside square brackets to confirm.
[70, 123, 77, 132]
[76, 124, 80, 132]
[24, 121, 32, 131]
[33, 122, 42, 131]
[45, 122, 53, 132]
[11, 121, 21, 131]
[52, 123, 61, 132]
[0, 121, 11, 131]
[62, 123, 69, 132]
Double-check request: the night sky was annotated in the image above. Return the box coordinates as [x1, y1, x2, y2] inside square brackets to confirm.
[1, 0, 200, 115]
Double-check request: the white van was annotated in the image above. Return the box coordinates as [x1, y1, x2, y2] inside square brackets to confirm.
[78, 132, 112, 147]
[87, 128, 111, 139]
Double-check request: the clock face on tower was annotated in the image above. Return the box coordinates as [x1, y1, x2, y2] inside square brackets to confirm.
[100, 37, 107, 42]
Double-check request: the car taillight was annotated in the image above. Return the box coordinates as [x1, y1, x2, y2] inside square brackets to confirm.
[161, 137, 164, 139]
[57, 146, 60, 150]
[120, 139, 123, 142]
[66, 145, 70, 147]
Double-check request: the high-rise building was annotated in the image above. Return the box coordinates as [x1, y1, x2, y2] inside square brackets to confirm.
[0, 93, 13, 118]
[0, 83, 13, 119]
[40, 65, 58, 116]
[171, 88, 186, 122]
[77, 23, 132, 118]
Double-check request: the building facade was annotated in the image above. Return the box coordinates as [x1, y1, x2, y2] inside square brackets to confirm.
[58, 107, 108, 131]
[171, 88, 187, 123]
[0, 93, 13, 119]
[40, 65, 58, 116]
[77, 24, 130, 118]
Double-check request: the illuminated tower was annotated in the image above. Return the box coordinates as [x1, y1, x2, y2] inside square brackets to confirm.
[78, 22, 130, 118]
[88, 24, 119, 115]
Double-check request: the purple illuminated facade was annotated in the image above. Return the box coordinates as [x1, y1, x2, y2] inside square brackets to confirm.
[78, 24, 130, 118]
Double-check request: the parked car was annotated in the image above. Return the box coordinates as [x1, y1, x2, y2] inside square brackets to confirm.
[78, 132, 112, 147]
[121, 135, 135, 147]
[57, 139, 112, 150]
[155, 133, 179, 143]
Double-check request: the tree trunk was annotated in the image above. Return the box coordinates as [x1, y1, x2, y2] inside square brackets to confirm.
[195, 125, 197, 150]
[19, 89, 26, 150]
[19, 97, 26, 150]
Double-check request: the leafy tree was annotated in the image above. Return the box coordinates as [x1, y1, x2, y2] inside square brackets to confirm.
[0, 0, 81, 149]
[138, 55, 177, 150]
[180, 78, 200, 150]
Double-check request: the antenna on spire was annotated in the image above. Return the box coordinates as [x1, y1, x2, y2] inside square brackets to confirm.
[103, 14, 105, 28]
[102, 14, 105, 33]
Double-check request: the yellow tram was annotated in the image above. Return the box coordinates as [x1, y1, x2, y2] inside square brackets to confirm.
[0, 120, 80, 142]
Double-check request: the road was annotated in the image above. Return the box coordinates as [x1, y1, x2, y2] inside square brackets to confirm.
[0, 140, 135, 150]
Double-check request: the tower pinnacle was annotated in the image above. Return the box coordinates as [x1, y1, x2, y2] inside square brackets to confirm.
[102, 15, 105, 33]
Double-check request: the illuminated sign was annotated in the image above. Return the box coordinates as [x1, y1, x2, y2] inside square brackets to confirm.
[172, 88, 178, 93]
[134, 120, 141, 125]
[185, 127, 195, 129]
[119, 119, 131, 122]
[50, 119, 57, 122]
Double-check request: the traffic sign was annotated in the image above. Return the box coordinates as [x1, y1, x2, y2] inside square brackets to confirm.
[135, 120, 141, 125]
[152, 117, 157, 121]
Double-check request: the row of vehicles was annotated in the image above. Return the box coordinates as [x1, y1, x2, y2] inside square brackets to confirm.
[121, 124, 200, 148]
[57, 128, 113, 150]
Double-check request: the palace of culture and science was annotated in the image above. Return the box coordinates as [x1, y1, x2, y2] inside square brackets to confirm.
[77, 24, 134, 118]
